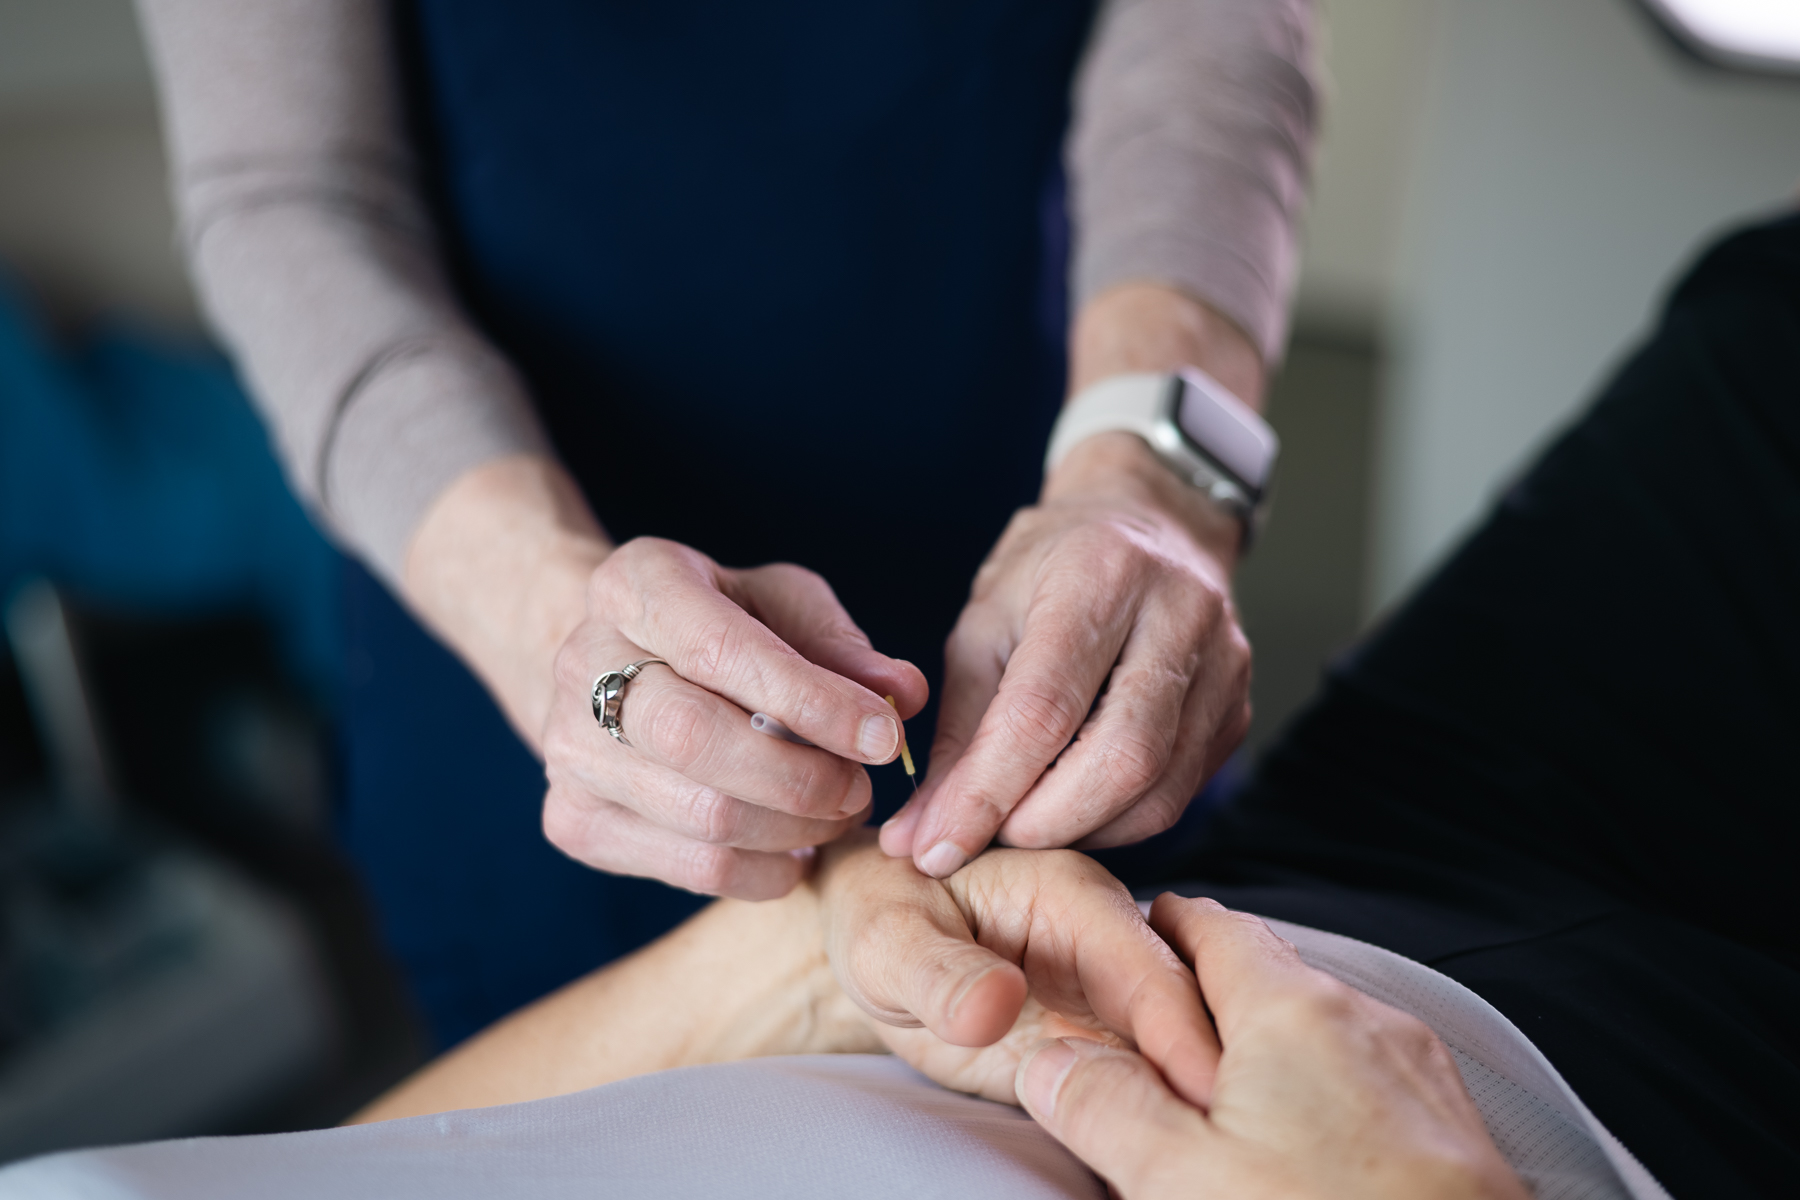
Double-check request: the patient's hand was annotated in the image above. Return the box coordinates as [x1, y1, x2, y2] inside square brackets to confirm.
[813, 831, 1219, 1106]
[1014, 896, 1530, 1200]
[355, 831, 1218, 1122]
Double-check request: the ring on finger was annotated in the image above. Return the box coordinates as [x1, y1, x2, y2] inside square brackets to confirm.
[591, 658, 670, 747]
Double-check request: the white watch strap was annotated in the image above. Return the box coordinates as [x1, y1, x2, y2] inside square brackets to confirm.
[1043, 373, 1169, 474]
[1046, 368, 1277, 490]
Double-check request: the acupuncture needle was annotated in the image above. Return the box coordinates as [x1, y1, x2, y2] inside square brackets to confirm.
[885, 695, 918, 794]
[749, 701, 918, 793]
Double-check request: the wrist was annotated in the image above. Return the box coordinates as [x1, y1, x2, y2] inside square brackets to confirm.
[1043, 432, 1243, 573]
[351, 881, 876, 1122]
[403, 454, 612, 748]
[1069, 282, 1265, 409]
[689, 885, 883, 1061]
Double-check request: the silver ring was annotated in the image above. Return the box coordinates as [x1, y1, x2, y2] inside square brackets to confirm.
[591, 659, 669, 746]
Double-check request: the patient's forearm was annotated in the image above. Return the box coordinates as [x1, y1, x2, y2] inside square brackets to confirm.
[351, 888, 881, 1123]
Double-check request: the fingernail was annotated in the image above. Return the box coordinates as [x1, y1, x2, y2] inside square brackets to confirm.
[918, 840, 966, 878]
[838, 771, 872, 817]
[879, 804, 919, 855]
[946, 963, 1000, 1026]
[1021, 1040, 1078, 1117]
[857, 712, 899, 762]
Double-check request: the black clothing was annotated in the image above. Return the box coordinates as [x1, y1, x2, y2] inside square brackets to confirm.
[1164, 214, 1800, 1196]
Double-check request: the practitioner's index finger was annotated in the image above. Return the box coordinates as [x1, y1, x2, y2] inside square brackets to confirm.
[907, 602, 1131, 876]
[643, 576, 902, 767]
[732, 563, 929, 720]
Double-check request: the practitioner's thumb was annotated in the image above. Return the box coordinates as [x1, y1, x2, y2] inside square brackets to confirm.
[1017, 1038, 1205, 1196]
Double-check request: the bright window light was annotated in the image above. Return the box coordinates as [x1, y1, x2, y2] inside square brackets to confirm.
[1642, 0, 1800, 70]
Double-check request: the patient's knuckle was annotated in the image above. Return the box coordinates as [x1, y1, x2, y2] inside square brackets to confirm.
[1279, 979, 1362, 1034]
[1380, 1007, 1442, 1055]
[1253, 991, 1320, 1035]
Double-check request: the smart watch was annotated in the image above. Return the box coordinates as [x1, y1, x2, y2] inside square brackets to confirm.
[1044, 368, 1279, 548]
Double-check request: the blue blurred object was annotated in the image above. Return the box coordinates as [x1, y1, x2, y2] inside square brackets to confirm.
[0, 276, 341, 705]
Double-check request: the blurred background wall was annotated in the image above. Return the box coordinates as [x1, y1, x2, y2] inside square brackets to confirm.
[0, 0, 422, 1162]
[0, 0, 195, 332]
[1244, 0, 1798, 734]
[1370, 0, 1800, 612]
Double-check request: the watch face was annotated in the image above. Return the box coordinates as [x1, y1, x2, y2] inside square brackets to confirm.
[1173, 370, 1278, 494]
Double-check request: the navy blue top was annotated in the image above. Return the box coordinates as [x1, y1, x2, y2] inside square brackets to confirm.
[344, 2, 1101, 1049]
[399, 0, 1096, 711]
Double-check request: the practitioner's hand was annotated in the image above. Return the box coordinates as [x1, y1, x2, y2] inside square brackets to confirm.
[537, 538, 927, 898]
[815, 831, 1220, 1106]
[1016, 896, 1531, 1200]
[403, 455, 926, 901]
[882, 429, 1251, 877]
[883, 284, 1260, 876]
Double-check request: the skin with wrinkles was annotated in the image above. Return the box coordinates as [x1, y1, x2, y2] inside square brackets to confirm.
[880, 441, 1250, 868]
[354, 839, 1527, 1200]
[535, 540, 927, 898]
[882, 285, 1261, 876]
[141, 0, 1314, 898]
[815, 832, 1220, 1106]
[402, 286, 1263, 899]
[354, 834, 1219, 1120]
[1017, 897, 1532, 1200]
